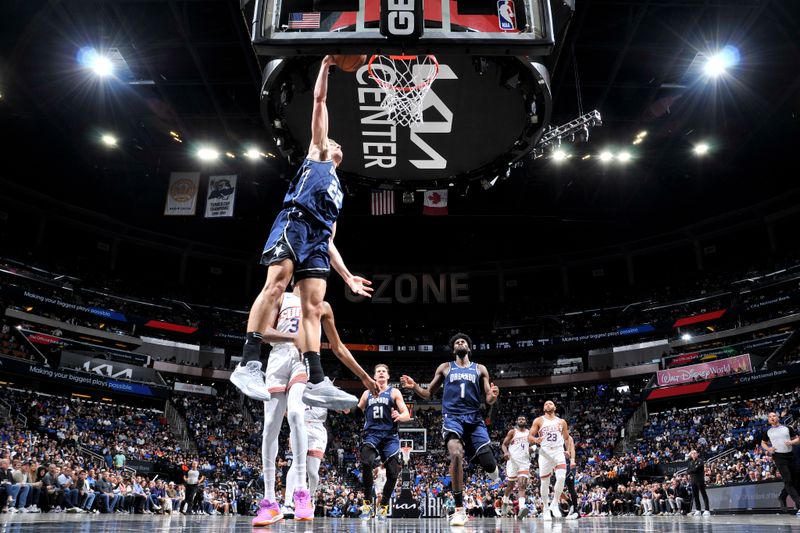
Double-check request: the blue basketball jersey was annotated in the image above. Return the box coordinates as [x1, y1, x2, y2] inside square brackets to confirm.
[283, 158, 343, 229]
[442, 361, 482, 416]
[364, 386, 398, 433]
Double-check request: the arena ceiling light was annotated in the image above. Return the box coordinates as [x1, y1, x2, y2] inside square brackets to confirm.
[244, 148, 262, 159]
[552, 149, 568, 162]
[693, 142, 711, 156]
[617, 151, 632, 163]
[681, 333, 692, 341]
[100, 134, 117, 147]
[599, 151, 614, 163]
[703, 46, 740, 77]
[197, 147, 220, 161]
[78, 47, 114, 77]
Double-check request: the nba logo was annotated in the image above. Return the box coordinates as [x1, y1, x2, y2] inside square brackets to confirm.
[497, 0, 516, 31]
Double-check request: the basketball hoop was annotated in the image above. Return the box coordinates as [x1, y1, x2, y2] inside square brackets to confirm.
[400, 445, 413, 465]
[368, 54, 439, 127]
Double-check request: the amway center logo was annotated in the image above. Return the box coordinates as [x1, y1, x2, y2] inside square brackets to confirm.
[356, 63, 457, 170]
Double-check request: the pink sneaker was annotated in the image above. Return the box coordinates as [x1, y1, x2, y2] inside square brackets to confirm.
[252, 499, 283, 527]
[293, 489, 313, 521]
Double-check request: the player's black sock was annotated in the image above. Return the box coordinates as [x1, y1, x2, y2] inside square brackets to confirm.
[454, 491, 463, 508]
[241, 332, 263, 363]
[304, 352, 324, 384]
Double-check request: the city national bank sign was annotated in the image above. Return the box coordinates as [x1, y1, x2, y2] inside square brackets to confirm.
[344, 273, 469, 304]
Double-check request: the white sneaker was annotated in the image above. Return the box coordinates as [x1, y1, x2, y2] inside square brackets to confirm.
[549, 501, 562, 518]
[542, 508, 552, 521]
[450, 507, 467, 526]
[230, 361, 271, 401]
[566, 512, 579, 520]
[703, 510, 711, 516]
[280, 505, 295, 519]
[692, 510, 701, 516]
[302, 377, 358, 410]
[518, 506, 529, 519]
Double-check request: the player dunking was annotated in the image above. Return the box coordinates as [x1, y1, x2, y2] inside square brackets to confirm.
[252, 288, 377, 527]
[357, 364, 410, 522]
[501, 416, 531, 518]
[529, 400, 571, 521]
[401, 333, 500, 527]
[231, 55, 371, 409]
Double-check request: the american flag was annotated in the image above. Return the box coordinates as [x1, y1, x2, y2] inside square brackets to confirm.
[371, 190, 395, 216]
[288, 12, 321, 29]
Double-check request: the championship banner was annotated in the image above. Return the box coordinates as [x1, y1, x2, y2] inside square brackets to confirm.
[164, 172, 200, 216]
[204, 175, 237, 218]
[656, 354, 752, 387]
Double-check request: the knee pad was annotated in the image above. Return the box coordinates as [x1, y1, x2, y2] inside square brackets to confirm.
[360, 445, 378, 469]
[475, 447, 497, 473]
[385, 456, 402, 480]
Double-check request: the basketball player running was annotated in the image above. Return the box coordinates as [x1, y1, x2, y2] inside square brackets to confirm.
[761, 412, 800, 517]
[253, 289, 377, 527]
[231, 55, 371, 409]
[401, 333, 500, 527]
[357, 364, 410, 522]
[529, 401, 571, 520]
[501, 416, 532, 518]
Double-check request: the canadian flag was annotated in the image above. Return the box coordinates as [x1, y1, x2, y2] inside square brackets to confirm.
[423, 189, 448, 216]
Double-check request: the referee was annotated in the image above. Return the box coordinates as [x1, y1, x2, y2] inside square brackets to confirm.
[761, 411, 800, 517]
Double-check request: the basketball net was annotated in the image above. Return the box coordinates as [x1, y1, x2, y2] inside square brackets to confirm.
[368, 55, 439, 127]
[400, 445, 413, 465]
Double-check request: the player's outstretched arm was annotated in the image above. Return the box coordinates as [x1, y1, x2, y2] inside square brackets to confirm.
[400, 363, 446, 400]
[309, 55, 335, 159]
[357, 390, 370, 412]
[329, 224, 373, 297]
[320, 301, 379, 396]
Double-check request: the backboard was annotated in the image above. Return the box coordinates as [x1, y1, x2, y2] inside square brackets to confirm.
[260, 55, 552, 187]
[250, 0, 555, 55]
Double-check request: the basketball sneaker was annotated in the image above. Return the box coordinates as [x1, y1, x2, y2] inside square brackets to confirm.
[542, 507, 552, 521]
[549, 501, 562, 518]
[230, 361, 271, 402]
[293, 489, 313, 521]
[360, 502, 372, 521]
[252, 499, 283, 526]
[280, 504, 294, 519]
[450, 507, 467, 526]
[501, 497, 509, 516]
[377, 505, 389, 522]
[518, 506, 529, 519]
[302, 378, 358, 410]
[702, 510, 711, 516]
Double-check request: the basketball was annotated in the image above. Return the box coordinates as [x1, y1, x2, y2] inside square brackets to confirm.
[333, 54, 367, 72]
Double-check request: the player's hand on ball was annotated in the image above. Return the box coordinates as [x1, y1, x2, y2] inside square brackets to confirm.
[400, 375, 416, 389]
[346, 276, 373, 297]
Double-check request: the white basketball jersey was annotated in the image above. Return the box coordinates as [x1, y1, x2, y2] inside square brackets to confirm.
[272, 293, 302, 349]
[509, 428, 530, 462]
[305, 405, 327, 426]
[539, 416, 564, 449]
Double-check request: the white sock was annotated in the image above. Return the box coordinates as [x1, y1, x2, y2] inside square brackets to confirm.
[540, 477, 550, 508]
[287, 385, 308, 491]
[262, 395, 287, 502]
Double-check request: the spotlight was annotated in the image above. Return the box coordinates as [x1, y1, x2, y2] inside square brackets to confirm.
[244, 148, 261, 159]
[693, 143, 710, 156]
[703, 47, 739, 77]
[599, 151, 614, 162]
[90, 55, 113, 77]
[582, 154, 591, 160]
[617, 151, 632, 163]
[197, 147, 219, 161]
[552, 149, 568, 162]
[681, 333, 692, 341]
[636, 131, 648, 138]
[100, 134, 117, 147]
